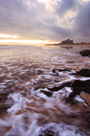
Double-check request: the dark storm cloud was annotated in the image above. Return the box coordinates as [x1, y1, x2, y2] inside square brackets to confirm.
[74, 1, 90, 41]
[55, 0, 90, 42]
[56, 0, 79, 16]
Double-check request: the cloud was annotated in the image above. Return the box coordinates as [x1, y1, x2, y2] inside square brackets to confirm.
[0, 0, 90, 43]
[56, 0, 79, 16]
[0, 0, 58, 41]
[74, 1, 90, 41]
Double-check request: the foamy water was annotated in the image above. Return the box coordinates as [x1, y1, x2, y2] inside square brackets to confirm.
[0, 45, 90, 136]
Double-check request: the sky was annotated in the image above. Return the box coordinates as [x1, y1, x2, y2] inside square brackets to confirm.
[0, 0, 90, 45]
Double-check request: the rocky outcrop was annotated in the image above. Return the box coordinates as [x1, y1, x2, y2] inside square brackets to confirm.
[72, 69, 90, 77]
[65, 80, 90, 104]
[79, 50, 90, 57]
[47, 82, 72, 92]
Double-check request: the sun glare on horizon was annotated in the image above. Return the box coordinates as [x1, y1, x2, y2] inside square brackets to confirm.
[0, 34, 19, 38]
[0, 39, 58, 45]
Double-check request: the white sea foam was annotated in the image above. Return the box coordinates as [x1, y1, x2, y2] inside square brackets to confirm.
[7, 93, 26, 114]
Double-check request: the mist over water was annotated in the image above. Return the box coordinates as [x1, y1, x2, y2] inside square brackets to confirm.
[0, 45, 90, 136]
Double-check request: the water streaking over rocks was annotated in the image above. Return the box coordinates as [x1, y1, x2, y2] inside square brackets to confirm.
[0, 45, 90, 136]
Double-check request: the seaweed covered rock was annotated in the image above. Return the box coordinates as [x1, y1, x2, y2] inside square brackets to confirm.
[79, 50, 90, 57]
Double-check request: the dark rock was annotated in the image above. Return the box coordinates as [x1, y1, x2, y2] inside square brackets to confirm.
[0, 92, 11, 114]
[36, 70, 43, 74]
[47, 78, 90, 105]
[47, 86, 60, 92]
[0, 105, 10, 115]
[47, 82, 72, 92]
[58, 68, 71, 72]
[52, 69, 56, 73]
[66, 80, 90, 104]
[79, 50, 90, 57]
[50, 68, 59, 76]
[0, 92, 10, 103]
[72, 80, 90, 94]
[40, 90, 53, 97]
[52, 68, 71, 74]
[39, 128, 59, 136]
[72, 69, 90, 77]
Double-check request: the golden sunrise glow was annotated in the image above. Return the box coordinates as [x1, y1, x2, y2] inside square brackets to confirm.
[0, 39, 58, 45]
[0, 34, 18, 38]
[0, 40, 47, 43]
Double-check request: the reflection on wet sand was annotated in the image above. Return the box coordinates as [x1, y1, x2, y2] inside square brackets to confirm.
[0, 45, 90, 136]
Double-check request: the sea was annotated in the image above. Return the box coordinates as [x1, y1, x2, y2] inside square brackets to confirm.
[0, 44, 90, 136]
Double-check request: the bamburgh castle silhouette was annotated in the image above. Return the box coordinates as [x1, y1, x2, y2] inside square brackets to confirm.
[61, 39, 74, 44]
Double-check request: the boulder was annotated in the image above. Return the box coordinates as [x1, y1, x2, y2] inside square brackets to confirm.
[65, 80, 90, 104]
[79, 50, 90, 57]
[72, 69, 90, 77]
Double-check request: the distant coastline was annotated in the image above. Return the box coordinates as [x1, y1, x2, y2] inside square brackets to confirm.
[46, 39, 90, 46]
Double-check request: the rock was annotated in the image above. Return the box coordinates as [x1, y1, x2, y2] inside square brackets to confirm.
[65, 80, 90, 104]
[72, 80, 90, 94]
[0, 91, 12, 115]
[51, 68, 71, 76]
[36, 70, 42, 74]
[40, 90, 53, 97]
[52, 68, 56, 73]
[51, 68, 59, 76]
[39, 128, 59, 136]
[72, 69, 90, 77]
[79, 50, 90, 57]
[80, 92, 90, 106]
[0, 105, 10, 115]
[58, 68, 71, 72]
[47, 82, 72, 92]
[0, 92, 9, 102]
